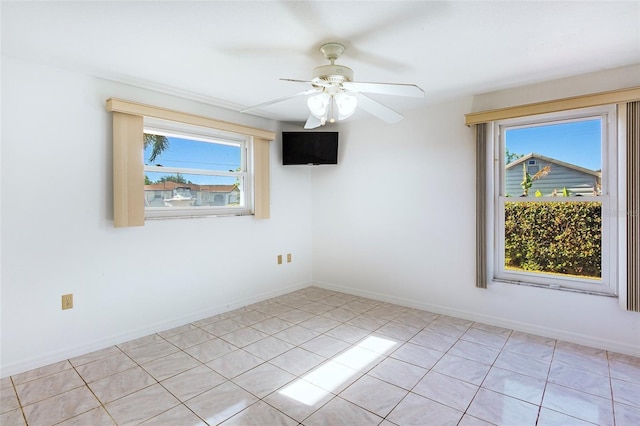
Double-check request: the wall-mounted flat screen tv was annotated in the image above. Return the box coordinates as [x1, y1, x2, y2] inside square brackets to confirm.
[282, 131, 338, 165]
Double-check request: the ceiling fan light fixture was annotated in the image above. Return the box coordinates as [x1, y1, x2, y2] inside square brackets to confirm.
[335, 92, 358, 119]
[307, 92, 330, 119]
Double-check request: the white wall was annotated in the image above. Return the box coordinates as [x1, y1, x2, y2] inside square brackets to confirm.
[311, 70, 640, 356]
[0, 56, 313, 376]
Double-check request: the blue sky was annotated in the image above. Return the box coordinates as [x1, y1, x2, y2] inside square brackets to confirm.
[144, 136, 241, 185]
[505, 118, 601, 171]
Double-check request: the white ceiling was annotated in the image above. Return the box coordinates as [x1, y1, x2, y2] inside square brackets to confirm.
[2, 1, 639, 125]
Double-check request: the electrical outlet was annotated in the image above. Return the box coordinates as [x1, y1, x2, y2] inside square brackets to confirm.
[277, 255, 283, 265]
[287, 253, 292, 263]
[62, 294, 73, 310]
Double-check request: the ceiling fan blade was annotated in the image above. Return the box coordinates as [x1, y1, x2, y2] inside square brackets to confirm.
[240, 88, 319, 113]
[357, 94, 404, 124]
[280, 78, 312, 84]
[280, 78, 332, 89]
[304, 114, 323, 129]
[343, 81, 424, 98]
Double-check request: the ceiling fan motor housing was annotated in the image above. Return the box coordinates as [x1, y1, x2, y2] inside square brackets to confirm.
[312, 64, 354, 85]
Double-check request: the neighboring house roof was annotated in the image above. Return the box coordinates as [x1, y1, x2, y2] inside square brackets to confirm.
[144, 181, 237, 193]
[506, 153, 601, 178]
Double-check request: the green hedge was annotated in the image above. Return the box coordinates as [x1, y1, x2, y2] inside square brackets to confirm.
[504, 202, 601, 278]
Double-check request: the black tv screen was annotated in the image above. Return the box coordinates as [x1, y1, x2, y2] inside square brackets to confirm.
[282, 131, 338, 165]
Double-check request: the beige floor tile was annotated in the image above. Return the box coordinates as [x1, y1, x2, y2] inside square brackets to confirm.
[1, 385, 20, 413]
[610, 358, 640, 384]
[161, 364, 226, 402]
[448, 340, 500, 365]
[75, 352, 136, 383]
[339, 374, 408, 417]
[221, 400, 298, 425]
[22, 386, 100, 426]
[184, 337, 237, 363]
[461, 327, 509, 349]
[298, 316, 342, 333]
[303, 396, 383, 425]
[548, 362, 612, 399]
[409, 329, 458, 352]
[157, 323, 199, 339]
[390, 341, 444, 369]
[614, 402, 640, 426]
[413, 370, 479, 412]
[105, 383, 180, 425]
[612, 378, 640, 407]
[269, 347, 327, 376]
[233, 363, 295, 398]
[242, 336, 295, 361]
[123, 340, 179, 364]
[467, 388, 539, 426]
[300, 334, 350, 358]
[274, 309, 316, 324]
[11, 360, 72, 385]
[138, 404, 207, 425]
[250, 318, 295, 335]
[0, 408, 26, 426]
[375, 321, 421, 341]
[263, 380, 334, 422]
[542, 382, 614, 426]
[185, 381, 258, 425]
[88, 366, 156, 404]
[387, 392, 463, 425]
[493, 349, 550, 380]
[273, 324, 321, 346]
[432, 354, 491, 386]
[6, 287, 639, 426]
[16, 368, 84, 406]
[368, 357, 428, 390]
[325, 323, 371, 344]
[481, 367, 546, 405]
[321, 307, 358, 322]
[117, 334, 163, 351]
[537, 408, 595, 426]
[303, 360, 363, 394]
[165, 328, 215, 349]
[200, 318, 245, 336]
[141, 351, 201, 382]
[206, 349, 264, 379]
[56, 406, 116, 426]
[220, 327, 268, 347]
[0, 377, 12, 390]
[69, 346, 121, 367]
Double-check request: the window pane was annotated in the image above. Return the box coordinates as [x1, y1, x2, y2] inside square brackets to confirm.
[504, 201, 601, 280]
[144, 172, 241, 208]
[144, 134, 241, 172]
[504, 119, 601, 197]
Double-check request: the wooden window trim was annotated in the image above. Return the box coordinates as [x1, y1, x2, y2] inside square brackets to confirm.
[465, 86, 640, 126]
[107, 98, 275, 227]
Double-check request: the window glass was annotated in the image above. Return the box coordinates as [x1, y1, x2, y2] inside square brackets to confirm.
[143, 120, 250, 216]
[494, 107, 616, 294]
[144, 136, 241, 172]
[504, 119, 602, 197]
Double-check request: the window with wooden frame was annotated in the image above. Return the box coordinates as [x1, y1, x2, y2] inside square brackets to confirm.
[107, 99, 274, 227]
[468, 86, 640, 311]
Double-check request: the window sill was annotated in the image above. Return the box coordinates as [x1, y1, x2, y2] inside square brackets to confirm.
[491, 277, 618, 297]
[145, 207, 252, 220]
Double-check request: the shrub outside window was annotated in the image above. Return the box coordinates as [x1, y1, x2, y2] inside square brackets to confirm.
[493, 105, 618, 294]
[143, 117, 252, 218]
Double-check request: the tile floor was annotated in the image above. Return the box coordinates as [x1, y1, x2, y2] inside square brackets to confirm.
[1, 286, 639, 425]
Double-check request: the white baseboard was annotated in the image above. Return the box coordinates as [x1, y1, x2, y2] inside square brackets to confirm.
[311, 280, 640, 357]
[1, 281, 312, 378]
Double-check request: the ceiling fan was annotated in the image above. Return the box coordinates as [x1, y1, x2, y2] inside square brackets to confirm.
[241, 42, 425, 129]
